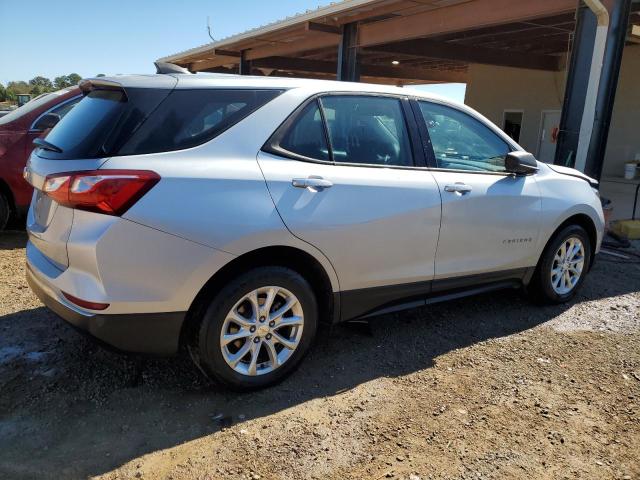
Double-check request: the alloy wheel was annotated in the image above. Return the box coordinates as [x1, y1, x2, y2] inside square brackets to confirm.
[220, 286, 304, 376]
[550, 236, 585, 295]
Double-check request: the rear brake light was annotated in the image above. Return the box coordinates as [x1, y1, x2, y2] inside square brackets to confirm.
[43, 170, 160, 216]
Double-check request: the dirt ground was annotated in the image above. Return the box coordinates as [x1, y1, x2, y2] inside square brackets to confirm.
[0, 230, 639, 480]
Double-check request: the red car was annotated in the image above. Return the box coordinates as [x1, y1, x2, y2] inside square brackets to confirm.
[0, 87, 81, 229]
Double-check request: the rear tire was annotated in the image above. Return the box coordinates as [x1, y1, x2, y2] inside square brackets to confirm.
[0, 193, 10, 231]
[528, 224, 592, 304]
[192, 266, 318, 391]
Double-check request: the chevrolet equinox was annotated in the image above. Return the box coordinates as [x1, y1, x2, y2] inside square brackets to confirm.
[24, 72, 604, 390]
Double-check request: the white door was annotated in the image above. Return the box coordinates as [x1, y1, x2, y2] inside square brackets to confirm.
[414, 100, 542, 283]
[537, 110, 561, 163]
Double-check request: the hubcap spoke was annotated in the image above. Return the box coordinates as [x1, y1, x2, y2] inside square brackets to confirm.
[227, 310, 253, 328]
[248, 291, 260, 320]
[264, 339, 280, 368]
[261, 287, 277, 318]
[272, 331, 297, 350]
[247, 340, 262, 376]
[269, 297, 298, 322]
[221, 329, 252, 346]
[276, 315, 304, 328]
[227, 340, 252, 368]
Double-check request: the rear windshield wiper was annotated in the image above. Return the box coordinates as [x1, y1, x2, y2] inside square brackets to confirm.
[33, 138, 63, 153]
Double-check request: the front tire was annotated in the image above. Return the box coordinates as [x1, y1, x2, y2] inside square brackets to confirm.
[528, 224, 592, 304]
[192, 267, 318, 390]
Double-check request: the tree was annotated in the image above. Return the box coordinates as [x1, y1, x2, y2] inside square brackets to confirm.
[53, 75, 69, 89]
[0, 83, 6, 102]
[67, 73, 81, 86]
[29, 76, 53, 91]
[6, 81, 30, 95]
[96, 73, 106, 77]
[53, 73, 82, 89]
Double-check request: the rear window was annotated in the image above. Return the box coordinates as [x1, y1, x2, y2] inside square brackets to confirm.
[37, 88, 283, 159]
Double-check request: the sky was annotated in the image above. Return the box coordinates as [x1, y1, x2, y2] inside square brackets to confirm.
[0, 0, 466, 103]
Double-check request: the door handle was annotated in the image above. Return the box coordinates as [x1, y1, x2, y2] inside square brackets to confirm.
[444, 183, 473, 194]
[292, 176, 333, 191]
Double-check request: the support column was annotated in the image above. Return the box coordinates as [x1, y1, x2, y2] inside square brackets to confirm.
[555, 0, 631, 178]
[239, 50, 252, 75]
[337, 22, 360, 82]
[554, 5, 598, 168]
[584, 0, 632, 180]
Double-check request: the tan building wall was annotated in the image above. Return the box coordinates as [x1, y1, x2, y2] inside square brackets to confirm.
[463, 45, 640, 177]
[464, 64, 566, 156]
[603, 44, 640, 177]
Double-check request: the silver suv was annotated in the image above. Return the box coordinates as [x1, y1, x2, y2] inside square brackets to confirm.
[25, 73, 604, 390]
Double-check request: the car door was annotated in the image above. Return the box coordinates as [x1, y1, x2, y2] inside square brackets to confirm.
[412, 99, 542, 287]
[258, 94, 442, 319]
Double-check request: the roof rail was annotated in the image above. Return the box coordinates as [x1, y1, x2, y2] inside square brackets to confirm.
[154, 62, 192, 75]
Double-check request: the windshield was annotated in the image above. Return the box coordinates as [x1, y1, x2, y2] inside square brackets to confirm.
[0, 89, 71, 126]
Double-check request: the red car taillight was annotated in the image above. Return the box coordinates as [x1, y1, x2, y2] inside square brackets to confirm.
[42, 170, 160, 216]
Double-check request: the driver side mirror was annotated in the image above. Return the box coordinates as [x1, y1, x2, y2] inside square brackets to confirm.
[33, 112, 61, 131]
[505, 151, 538, 175]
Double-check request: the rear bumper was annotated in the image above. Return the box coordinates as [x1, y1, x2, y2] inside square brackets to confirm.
[26, 261, 186, 355]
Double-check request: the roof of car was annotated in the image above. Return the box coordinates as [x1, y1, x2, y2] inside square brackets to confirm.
[82, 72, 461, 107]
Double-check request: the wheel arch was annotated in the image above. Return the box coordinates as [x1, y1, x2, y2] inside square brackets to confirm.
[540, 213, 599, 270]
[180, 245, 338, 350]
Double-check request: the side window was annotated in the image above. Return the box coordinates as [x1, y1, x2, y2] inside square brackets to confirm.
[320, 96, 413, 167]
[418, 101, 510, 172]
[279, 100, 329, 161]
[51, 96, 81, 118]
[32, 96, 81, 131]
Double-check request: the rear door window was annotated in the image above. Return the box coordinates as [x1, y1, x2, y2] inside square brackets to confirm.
[320, 95, 413, 167]
[266, 94, 415, 167]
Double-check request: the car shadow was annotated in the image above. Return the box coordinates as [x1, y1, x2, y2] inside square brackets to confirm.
[0, 253, 638, 479]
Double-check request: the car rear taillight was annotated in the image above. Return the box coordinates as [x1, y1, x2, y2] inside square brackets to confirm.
[43, 170, 160, 216]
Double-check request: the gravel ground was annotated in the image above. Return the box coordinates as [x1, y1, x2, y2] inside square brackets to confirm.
[0, 230, 639, 480]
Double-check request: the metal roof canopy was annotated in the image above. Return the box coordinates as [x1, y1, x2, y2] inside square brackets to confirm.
[159, 0, 640, 85]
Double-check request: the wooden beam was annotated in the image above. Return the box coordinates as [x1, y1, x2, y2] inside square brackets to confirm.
[368, 39, 562, 71]
[213, 49, 241, 57]
[252, 56, 468, 83]
[190, 57, 238, 71]
[359, 0, 577, 47]
[362, 64, 467, 83]
[306, 21, 341, 35]
[252, 57, 336, 74]
[245, 35, 340, 61]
